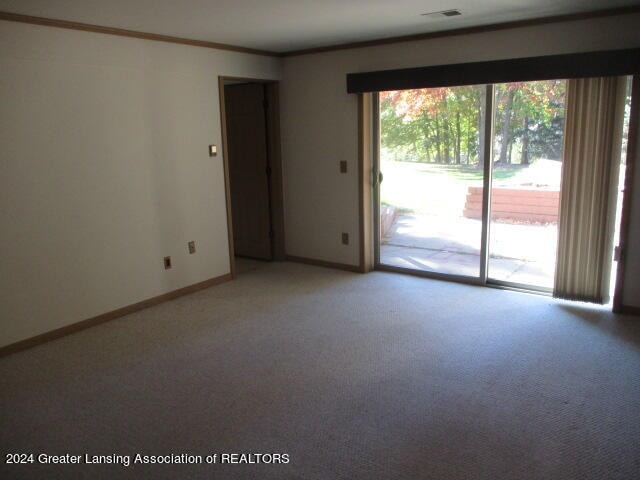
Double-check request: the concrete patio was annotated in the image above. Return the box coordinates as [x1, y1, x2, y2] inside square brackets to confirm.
[381, 213, 557, 288]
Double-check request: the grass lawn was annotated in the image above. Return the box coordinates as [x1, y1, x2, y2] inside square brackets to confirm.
[416, 163, 525, 182]
[380, 159, 562, 214]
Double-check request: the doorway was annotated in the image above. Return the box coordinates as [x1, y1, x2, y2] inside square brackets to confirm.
[219, 77, 285, 275]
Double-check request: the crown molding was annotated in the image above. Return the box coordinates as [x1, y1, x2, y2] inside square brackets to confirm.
[0, 11, 279, 57]
[2, 6, 639, 59]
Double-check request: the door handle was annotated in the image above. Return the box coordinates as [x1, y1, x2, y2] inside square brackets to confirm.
[379, 171, 384, 184]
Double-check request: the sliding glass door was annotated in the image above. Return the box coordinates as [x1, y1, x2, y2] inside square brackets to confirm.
[377, 85, 487, 279]
[487, 80, 566, 290]
[375, 80, 568, 290]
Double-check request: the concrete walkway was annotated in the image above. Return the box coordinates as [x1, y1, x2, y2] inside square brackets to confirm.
[381, 213, 557, 288]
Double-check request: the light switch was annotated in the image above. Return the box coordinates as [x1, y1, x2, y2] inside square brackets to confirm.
[209, 145, 217, 156]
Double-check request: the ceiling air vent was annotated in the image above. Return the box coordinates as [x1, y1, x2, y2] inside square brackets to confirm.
[421, 9, 462, 19]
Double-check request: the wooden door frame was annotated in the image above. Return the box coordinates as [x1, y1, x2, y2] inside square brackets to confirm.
[218, 76, 286, 277]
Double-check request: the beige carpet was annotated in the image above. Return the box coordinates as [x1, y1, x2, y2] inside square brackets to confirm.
[1, 260, 639, 479]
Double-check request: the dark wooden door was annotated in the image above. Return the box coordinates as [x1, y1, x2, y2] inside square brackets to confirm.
[225, 83, 272, 260]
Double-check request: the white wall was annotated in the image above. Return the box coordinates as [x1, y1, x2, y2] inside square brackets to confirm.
[0, 21, 281, 347]
[280, 13, 640, 307]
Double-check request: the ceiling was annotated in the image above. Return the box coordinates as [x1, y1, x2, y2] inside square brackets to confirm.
[0, 0, 638, 53]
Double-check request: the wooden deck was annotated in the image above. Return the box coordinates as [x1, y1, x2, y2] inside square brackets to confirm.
[463, 186, 560, 223]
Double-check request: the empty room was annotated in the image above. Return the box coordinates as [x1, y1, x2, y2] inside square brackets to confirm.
[2, 1, 640, 479]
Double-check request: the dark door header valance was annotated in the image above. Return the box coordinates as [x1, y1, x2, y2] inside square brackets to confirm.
[347, 48, 640, 93]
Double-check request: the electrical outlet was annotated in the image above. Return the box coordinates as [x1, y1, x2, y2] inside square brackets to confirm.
[188, 241, 196, 254]
[164, 256, 172, 269]
[339, 160, 347, 173]
[341, 232, 349, 245]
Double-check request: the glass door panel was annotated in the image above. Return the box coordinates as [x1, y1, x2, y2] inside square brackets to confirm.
[378, 85, 487, 278]
[488, 80, 566, 289]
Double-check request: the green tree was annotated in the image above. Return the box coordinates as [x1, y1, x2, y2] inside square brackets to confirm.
[380, 80, 565, 167]
[493, 80, 565, 164]
[381, 86, 483, 165]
